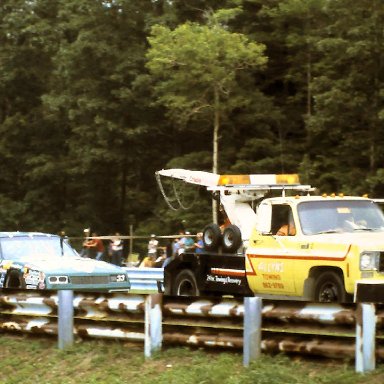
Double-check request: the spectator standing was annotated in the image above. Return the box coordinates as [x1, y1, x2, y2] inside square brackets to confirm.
[172, 238, 181, 256]
[184, 231, 195, 251]
[110, 232, 123, 266]
[194, 232, 204, 253]
[162, 238, 174, 269]
[166, 238, 173, 258]
[80, 228, 91, 257]
[178, 230, 187, 255]
[84, 233, 105, 260]
[139, 234, 159, 268]
[148, 234, 159, 259]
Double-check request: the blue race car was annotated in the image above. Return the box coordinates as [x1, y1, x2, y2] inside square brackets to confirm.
[0, 232, 130, 291]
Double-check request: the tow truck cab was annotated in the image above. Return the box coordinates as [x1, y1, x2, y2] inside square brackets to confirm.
[247, 195, 384, 301]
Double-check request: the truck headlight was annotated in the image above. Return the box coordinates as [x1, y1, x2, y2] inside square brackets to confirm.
[360, 251, 380, 271]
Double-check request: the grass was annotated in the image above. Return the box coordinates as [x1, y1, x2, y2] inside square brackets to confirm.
[0, 333, 383, 384]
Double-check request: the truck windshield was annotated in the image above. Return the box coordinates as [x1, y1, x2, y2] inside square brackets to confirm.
[0, 237, 79, 260]
[297, 200, 384, 235]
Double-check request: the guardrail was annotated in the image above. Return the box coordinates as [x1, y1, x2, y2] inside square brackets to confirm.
[0, 290, 382, 373]
[124, 267, 163, 293]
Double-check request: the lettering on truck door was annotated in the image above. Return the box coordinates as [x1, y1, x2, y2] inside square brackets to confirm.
[247, 204, 297, 294]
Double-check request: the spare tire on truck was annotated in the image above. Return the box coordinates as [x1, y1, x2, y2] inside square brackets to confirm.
[222, 224, 242, 253]
[203, 223, 222, 252]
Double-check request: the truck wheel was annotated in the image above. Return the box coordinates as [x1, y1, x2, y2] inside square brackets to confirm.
[314, 271, 347, 303]
[222, 225, 242, 253]
[5, 271, 26, 289]
[203, 224, 222, 252]
[173, 270, 200, 296]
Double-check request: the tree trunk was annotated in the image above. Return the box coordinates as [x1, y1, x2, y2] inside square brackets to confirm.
[369, 0, 381, 173]
[120, 156, 128, 231]
[306, 50, 312, 119]
[212, 86, 220, 224]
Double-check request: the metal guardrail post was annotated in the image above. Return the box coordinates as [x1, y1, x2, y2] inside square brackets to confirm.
[355, 303, 376, 373]
[144, 294, 163, 358]
[58, 290, 74, 350]
[243, 296, 262, 367]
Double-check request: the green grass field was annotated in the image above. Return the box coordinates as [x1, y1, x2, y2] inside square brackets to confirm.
[0, 334, 383, 384]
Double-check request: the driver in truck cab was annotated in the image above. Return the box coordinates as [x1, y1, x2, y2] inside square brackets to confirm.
[275, 207, 296, 236]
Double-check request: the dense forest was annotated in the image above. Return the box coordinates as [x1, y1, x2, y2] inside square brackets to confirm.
[0, 0, 384, 239]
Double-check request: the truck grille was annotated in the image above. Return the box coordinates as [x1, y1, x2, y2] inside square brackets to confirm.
[70, 276, 110, 285]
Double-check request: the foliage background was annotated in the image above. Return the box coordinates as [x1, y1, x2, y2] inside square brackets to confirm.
[0, 0, 383, 239]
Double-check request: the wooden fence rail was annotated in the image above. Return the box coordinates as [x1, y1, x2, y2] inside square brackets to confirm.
[0, 290, 382, 373]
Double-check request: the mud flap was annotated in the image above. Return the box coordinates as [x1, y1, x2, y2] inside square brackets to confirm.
[303, 276, 315, 301]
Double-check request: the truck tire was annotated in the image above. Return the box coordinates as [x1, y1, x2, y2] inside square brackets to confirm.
[203, 224, 222, 252]
[173, 270, 200, 296]
[222, 225, 242, 253]
[314, 271, 347, 303]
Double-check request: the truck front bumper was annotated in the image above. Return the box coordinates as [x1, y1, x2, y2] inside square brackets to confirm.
[354, 280, 384, 303]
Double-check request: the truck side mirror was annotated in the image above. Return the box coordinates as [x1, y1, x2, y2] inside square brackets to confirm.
[255, 202, 272, 234]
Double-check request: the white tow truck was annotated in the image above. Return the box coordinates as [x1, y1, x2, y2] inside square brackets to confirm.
[156, 169, 384, 302]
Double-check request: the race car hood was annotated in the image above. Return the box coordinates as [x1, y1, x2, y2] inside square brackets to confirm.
[19, 256, 124, 275]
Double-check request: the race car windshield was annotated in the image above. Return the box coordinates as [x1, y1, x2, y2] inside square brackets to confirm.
[298, 200, 384, 235]
[0, 237, 79, 260]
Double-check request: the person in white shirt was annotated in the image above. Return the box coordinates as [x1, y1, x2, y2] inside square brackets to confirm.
[110, 232, 123, 266]
[148, 234, 159, 259]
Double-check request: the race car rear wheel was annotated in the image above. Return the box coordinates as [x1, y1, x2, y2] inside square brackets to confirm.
[222, 225, 242, 253]
[173, 269, 200, 296]
[203, 223, 222, 252]
[5, 271, 26, 289]
[314, 271, 347, 303]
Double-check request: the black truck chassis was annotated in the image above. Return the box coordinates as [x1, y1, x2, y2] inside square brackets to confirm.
[163, 251, 253, 297]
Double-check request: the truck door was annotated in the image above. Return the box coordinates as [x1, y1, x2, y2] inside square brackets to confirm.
[247, 203, 297, 295]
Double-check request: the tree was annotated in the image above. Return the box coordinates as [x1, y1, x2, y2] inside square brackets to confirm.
[146, 12, 267, 221]
[306, 0, 384, 194]
[43, 0, 167, 234]
[0, 0, 65, 231]
[235, 0, 329, 177]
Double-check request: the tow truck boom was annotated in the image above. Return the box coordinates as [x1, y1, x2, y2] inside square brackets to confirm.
[156, 168, 312, 242]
